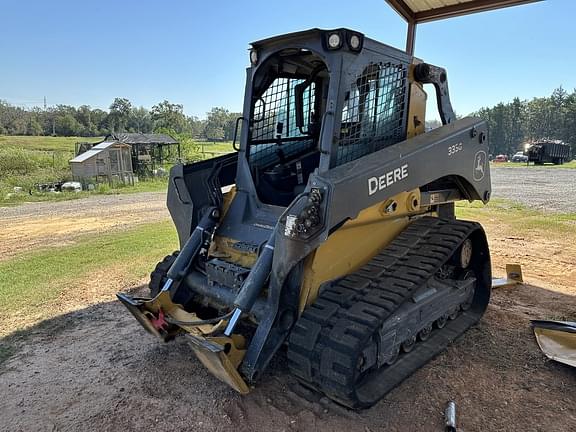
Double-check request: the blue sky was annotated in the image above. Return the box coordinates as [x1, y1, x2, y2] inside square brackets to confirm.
[0, 0, 572, 120]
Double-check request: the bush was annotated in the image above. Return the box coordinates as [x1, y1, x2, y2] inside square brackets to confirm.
[0, 147, 72, 200]
[0, 147, 72, 175]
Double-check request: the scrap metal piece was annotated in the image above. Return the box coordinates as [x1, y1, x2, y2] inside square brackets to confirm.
[531, 320, 576, 368]
[492, 264, 523, 288]
[445, 400, 457, 432]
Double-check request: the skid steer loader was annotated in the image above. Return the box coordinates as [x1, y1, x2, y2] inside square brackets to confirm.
[118, 1, 537, 407]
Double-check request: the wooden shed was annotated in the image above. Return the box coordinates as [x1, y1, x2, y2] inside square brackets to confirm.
[70, 141, 134, 185]
[75, 133, 180, 177]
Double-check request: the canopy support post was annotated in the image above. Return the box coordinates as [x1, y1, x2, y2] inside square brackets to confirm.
[406, 21, 416, 55]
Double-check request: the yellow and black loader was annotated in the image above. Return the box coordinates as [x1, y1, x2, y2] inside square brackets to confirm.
[118, 0, 538, 409]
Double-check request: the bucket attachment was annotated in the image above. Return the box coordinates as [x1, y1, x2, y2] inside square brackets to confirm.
[117, 290, 250, 392]
[186, 334, 250, 393]
[492, 264, 523, 288]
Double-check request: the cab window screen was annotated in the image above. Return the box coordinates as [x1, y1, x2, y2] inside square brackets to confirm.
[251, 78, 315, 142]
[337, 62, 408, 166]
[249, 77, 317, 168]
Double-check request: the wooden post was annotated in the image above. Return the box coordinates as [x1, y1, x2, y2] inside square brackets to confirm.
[406, 21, 416, 55]
[118, 145, 124, 184]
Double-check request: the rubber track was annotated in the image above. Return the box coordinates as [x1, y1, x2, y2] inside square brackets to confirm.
[287, 217, 490, 408]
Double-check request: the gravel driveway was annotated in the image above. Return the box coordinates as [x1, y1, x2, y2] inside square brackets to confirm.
[0, 192, 169, 260]
[491, 166, 576, 213]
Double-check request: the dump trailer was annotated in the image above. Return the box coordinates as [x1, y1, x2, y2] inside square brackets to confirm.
[528, 140, 571, 165]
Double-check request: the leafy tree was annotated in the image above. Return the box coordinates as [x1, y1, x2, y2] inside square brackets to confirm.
[26, 116, 43, 135]
[151, 100, 187, 133]
[187, 115, 206, 138]
[129, 106, 153, 133]
[109, 97, 132, 132]
[56, 113, 82, 136]
[205, 107, 241, 141]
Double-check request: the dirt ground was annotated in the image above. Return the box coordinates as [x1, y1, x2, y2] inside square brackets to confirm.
[0, 192, 168, 261]
[1, 173, 576, 432]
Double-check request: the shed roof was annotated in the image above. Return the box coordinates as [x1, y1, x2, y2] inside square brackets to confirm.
[92, 141, 117, 150]
[385, 0, 542, 23]
[106, 133, 179, 145]
[70, 149, 102, 163]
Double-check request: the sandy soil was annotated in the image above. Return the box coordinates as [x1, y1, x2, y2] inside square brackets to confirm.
[0, 192, 168, 260]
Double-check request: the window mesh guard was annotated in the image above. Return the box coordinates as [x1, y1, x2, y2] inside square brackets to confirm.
[337, 62, 407, 166]
[249, 78, 316, 167]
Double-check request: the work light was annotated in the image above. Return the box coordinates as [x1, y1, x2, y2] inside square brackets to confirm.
[250, 49, 259, 65]
[348, 33, 363, 51]
[327, 32, 342, 50]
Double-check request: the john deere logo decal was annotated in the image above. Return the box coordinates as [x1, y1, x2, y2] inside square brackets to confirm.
[473, 151, 487, 181]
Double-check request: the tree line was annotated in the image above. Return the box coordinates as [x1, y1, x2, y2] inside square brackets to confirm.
[474, 86, 576, 156]
[4, 86, 575, 156]
[0, 98, 242, 141]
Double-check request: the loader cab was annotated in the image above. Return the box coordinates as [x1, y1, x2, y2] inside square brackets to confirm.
[245, 47, 328, 206]
[241, 29, 412, 207]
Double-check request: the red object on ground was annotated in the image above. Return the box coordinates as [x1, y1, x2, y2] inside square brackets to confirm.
[151, 308, 169, 331]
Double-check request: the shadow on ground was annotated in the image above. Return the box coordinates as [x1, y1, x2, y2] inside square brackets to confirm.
[1, 283, 575, 432]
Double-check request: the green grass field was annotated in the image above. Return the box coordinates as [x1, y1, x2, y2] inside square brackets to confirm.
[491, 160, 576, 169]
[0, 220, 176, 320]
[0, 135, 101, 152]
[456, 198, 576, 235]
[0, 136, 235, 206]
[197, 141, 235, 159]
[0, 219, 178, 365]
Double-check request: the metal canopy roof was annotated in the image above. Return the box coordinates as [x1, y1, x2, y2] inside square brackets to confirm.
[385, 0, 543, 54]
[386, 0, 543, 24]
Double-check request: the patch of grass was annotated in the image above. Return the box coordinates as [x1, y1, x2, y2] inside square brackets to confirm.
[0, 135, 197, 206]
[82, 177, 168, 196]
[491, 160, 576, 169]
[196, 141, 235, 159]
[0, 219, 177, 367]
[0, 220, 177, 333]
[0, 135, 101, 152]
[456, 199, 576, 235]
